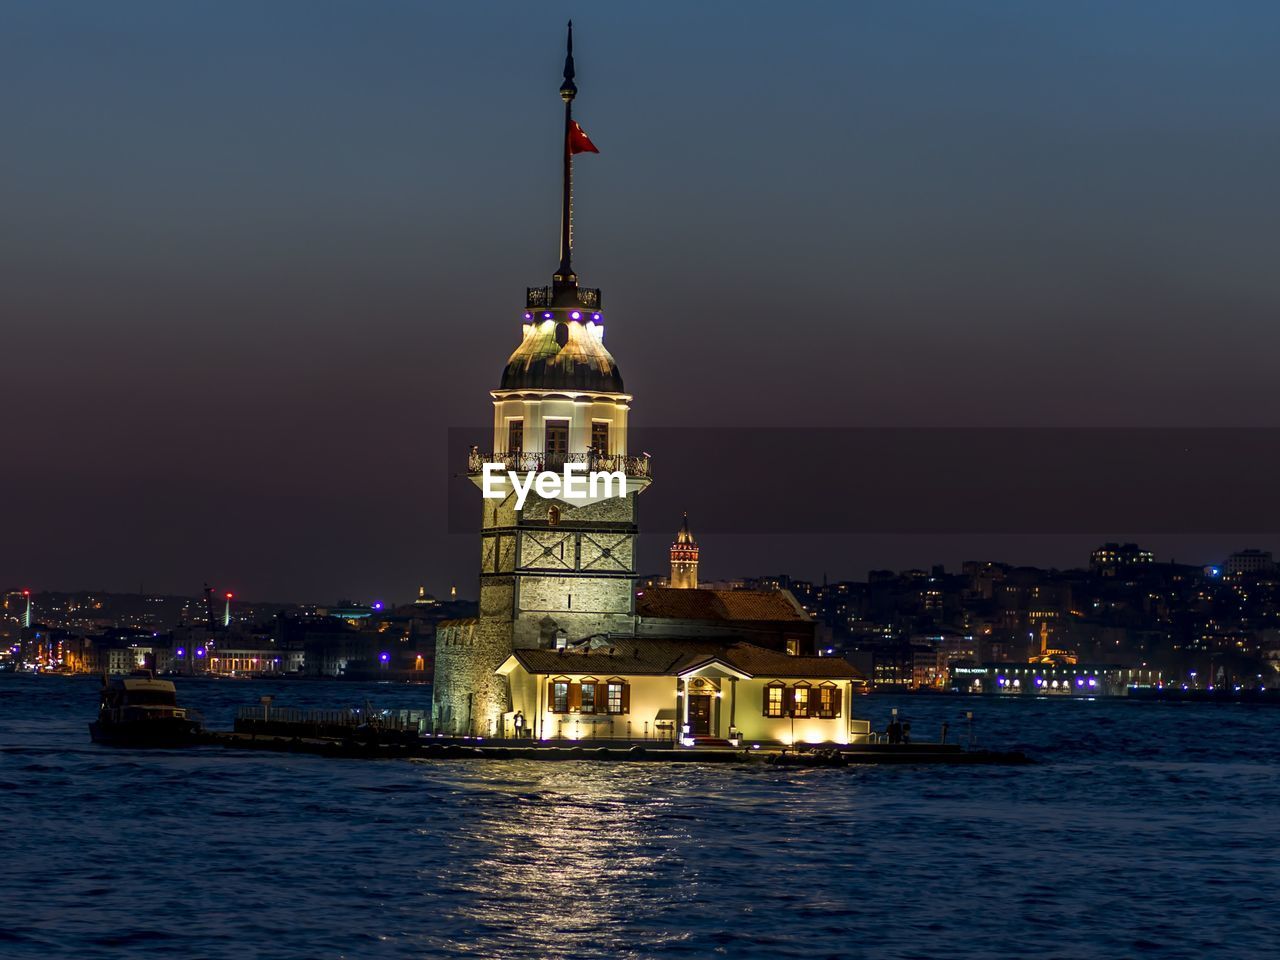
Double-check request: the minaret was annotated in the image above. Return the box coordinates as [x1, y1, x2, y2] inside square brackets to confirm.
[434, 24, 652, 737]
[669, 513, 699, 589]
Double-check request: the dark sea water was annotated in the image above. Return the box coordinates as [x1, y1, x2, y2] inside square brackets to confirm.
[2, 674, 1277, 959]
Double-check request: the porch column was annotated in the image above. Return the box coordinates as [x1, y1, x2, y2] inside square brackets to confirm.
[712, 686, 721, 738]
[675, 678, 684, 742]
[535, 675, 543, 740]
[729, 677, 737, 733]
[845, 680, 852, 742]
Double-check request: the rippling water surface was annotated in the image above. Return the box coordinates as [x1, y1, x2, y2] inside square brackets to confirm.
[2, 674, 1277, 959]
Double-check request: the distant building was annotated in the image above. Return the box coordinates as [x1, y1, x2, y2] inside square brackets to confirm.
[1090, 542, 1154, 577]
[669, 513, 699, 589]
[1224, 549, 1274, 577]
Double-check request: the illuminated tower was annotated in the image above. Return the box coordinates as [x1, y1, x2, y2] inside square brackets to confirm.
[433, 23, 652, 735]
[669, 513, 699, 589]
[224, 592, 233, 628]
[23, 589, 31, 628]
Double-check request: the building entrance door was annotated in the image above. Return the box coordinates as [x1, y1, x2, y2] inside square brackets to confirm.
[544, 421, 569, 470]
[688, 694, 712, 736]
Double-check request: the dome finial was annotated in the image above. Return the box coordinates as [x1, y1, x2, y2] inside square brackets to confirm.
[561, 20, 576, 102]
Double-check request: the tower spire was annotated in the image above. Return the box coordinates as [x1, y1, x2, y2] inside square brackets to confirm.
[556, 20, 577, 286]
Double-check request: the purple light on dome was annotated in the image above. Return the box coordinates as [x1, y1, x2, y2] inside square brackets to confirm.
[524, 312, 532, 320]
[571, 311, 580, 320]
[373, 602, 383, 611]
[196, 647, 206, 658]
[543, 312, 553, 319]
[592, 313, 601, 320]
[380, 652, 390, 663]
[176, 648, 185, 657]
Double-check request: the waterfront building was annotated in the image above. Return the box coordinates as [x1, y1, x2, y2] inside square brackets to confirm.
[432, 27, 867, 738]
[496, 637, 866, 745]
[433, 25, 650, 735]
[950, 663, 1162, 696]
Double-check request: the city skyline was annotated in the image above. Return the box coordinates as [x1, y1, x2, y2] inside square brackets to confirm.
[7, 2, 1280, 599]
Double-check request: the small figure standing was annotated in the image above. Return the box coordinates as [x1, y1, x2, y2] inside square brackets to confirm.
[513, 711, 525, 739]
[886, 717, 903, 744]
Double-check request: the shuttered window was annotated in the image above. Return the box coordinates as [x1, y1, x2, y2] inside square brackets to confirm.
[580, 680, 598, 715]
[792, 685, 810, 718]
[816, 685, 842, 718]
[764, 684, 785, 718]
[606, 681, 628, 714]
[550, 680, 570, 713]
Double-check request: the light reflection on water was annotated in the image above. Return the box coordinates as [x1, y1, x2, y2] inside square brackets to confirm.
[2, 675, 1278, 959]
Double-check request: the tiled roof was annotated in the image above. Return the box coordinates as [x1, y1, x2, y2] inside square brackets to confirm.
[509, 638, 724, 677]
[709, 643, 861, 680]
[505, 638, 863, 682]
[636, 588, 809, 623]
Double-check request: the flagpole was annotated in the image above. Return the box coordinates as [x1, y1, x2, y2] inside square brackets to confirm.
[557, 20, 577, 284]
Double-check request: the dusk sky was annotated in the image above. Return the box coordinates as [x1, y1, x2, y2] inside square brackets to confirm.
[5, 1, 1280, 602]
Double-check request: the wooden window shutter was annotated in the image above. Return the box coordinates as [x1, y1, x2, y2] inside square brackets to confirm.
[762, 685, 771, 715]
[568, 682, 582, 712]
[620, 683, 630, 714]
[830, 688, 842, 717]
[547, 679, 556, 710]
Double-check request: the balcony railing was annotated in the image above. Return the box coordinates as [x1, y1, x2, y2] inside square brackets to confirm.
[526, 286, 602, 310]
[468, 448, 651, 479]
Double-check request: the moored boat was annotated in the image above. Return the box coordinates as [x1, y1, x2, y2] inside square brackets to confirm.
[88, 671, 203, 746]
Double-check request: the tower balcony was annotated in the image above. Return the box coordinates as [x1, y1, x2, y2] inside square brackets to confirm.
[468, 448, 652, 480]
[527, 286, 602, 310]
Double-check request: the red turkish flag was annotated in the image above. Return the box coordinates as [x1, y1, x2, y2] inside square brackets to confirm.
[568, 120, 599, 155]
